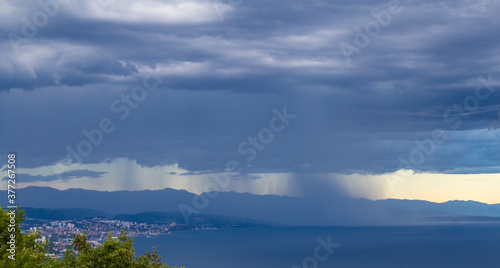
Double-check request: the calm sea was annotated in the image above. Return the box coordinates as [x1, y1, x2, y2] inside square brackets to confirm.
[133, 226, 500, 268]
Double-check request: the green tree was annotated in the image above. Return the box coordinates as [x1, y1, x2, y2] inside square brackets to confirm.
[0, 206, 58, 267]
[1, 207, 184, 268]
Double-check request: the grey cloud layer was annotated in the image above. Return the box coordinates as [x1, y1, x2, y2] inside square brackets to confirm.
[1, 0, 500, 175]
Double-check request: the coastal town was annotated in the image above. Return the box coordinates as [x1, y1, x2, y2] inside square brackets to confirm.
[22, 217, 201, 259]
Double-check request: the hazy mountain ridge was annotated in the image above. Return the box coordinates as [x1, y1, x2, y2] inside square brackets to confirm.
[18, 207, 266, 227]
[3, 187, 500, 226]
[376, 199, 500, 217]
[22, 207, 112, 220]
[113, 211, 266, 226]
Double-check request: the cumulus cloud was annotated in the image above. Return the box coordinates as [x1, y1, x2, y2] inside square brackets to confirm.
[64, 0, 222, 24]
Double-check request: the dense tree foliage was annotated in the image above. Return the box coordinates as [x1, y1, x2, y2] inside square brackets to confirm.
[0, 207, 184, 268]
[0, 207, 55, 267]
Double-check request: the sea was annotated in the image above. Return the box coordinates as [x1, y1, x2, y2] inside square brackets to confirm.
[133, 225, 500, 268]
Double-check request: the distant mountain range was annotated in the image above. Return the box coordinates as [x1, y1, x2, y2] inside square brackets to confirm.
[22, 207, 111, 220]
[3, 187, 500, 226]
[375, 199, 500, 217]
[374, 199, 500, 224]
[20, 207, 265, 227]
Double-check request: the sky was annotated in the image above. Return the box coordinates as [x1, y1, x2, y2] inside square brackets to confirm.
[1, 0, 500, 204]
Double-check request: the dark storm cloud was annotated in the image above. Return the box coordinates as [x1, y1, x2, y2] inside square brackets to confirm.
[1, 0, 500, 176]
